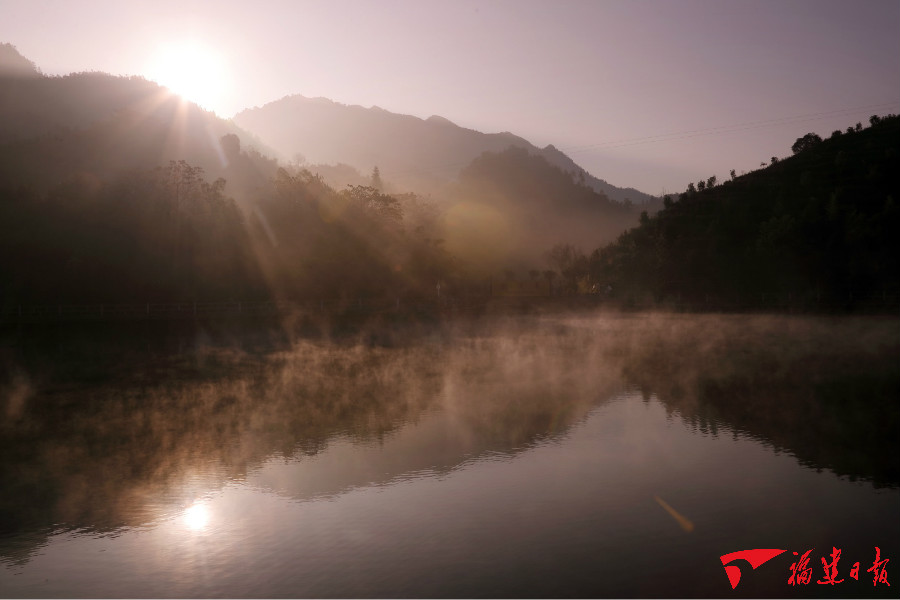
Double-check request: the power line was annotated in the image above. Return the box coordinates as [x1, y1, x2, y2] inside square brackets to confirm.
[373, 100, 900, 182]
[561, 100, 900, 155]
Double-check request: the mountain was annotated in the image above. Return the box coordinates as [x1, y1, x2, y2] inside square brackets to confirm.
[0, 44, 276, 198]
[233, 95, 658, 205]
[0, 42, 41, 78]
[445, 146, 639, 267]
[586, 114, 900, 306]
[0, 44, 659, 306]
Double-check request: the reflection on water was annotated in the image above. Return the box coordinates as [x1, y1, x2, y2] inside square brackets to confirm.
[182, 503, 210, 531]
[0, 314, 897, 597]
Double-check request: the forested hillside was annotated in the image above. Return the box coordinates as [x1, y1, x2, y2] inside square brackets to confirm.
[3, 41, 895, 314]
[0, 160, 457, 308]
[584, 114, 900, 307]
[447, 147, 638, 267]
[0, 44, 276, 198]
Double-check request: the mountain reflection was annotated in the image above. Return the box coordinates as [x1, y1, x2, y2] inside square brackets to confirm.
[1, 314, 897, 567]
[602, 314, 900, 488]
[0, 319, 617, 563]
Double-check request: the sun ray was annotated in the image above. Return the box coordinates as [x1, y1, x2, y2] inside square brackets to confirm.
[145, 41, 229, 114]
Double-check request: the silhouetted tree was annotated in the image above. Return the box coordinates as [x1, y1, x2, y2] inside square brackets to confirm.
[220, 133, 241, 161]
[542, 270, 557, 295]
[585, 114, 900, 307]
[791, 133, 822, 154]
[371, 166, 383, 191]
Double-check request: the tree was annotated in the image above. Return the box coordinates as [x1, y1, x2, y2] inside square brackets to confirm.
[220, 133, 241, 161]
[342, 185, 401, 223]
[0, 43, 41, 77]
[164, 160, 204, 210]
[792, 133, 822, 154]
[371, 166, 383, 191]
[542, 270, 557, 295]
[546, 243, 588, 293]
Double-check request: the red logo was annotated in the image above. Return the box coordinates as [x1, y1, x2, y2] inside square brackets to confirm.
[719, 549, 787, 589]
[720, 546, 891, 590]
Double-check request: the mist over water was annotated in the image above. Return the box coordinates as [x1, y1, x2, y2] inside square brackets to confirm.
[0, 313, 897, 597]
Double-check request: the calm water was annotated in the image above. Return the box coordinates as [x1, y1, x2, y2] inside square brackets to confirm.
[0, 314, 897, 597]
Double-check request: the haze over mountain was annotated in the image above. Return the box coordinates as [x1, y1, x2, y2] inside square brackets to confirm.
[0, 43, 276, 197]
[1, 41, 897, 311]
[234, 95, 657, 205]
[447, 147, 638, 267]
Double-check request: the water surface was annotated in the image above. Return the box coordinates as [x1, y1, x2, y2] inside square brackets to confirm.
[1, 314, 897, 597]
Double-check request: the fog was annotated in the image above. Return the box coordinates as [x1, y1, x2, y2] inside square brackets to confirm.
[2, 313, 896, 567]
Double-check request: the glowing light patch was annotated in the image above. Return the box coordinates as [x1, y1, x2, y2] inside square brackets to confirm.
[146, 41, 229, 113]
[443, 201, 515, 270]
[183, 502, 210, 530]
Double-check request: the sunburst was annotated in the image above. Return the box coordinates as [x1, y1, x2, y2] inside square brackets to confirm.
[146, 41, 229, 113]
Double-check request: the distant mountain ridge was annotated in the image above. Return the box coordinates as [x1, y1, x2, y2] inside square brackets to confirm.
[234, 95, 657, 205]
[0, 44, 276, 196]
[0, 42, 41, 78]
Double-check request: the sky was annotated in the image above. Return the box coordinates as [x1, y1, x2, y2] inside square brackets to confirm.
[1, 0, 898, 195]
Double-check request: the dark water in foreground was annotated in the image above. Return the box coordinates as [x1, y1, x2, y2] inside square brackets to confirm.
[0, 314, 897, 597]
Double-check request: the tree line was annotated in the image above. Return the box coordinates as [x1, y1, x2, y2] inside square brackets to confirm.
[539, 114, 900, 307]
[0, 153, 458, 309]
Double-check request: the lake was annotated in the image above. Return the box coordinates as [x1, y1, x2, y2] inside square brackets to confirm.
[0, 313, 897, 597]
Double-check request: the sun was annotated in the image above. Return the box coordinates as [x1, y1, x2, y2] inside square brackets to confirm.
[146, 41, 230, 113]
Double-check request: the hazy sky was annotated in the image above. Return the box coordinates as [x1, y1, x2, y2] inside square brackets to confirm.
[2, 0, 898, 194]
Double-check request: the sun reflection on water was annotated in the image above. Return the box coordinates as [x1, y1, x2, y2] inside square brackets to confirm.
[183, 502, 210, 530]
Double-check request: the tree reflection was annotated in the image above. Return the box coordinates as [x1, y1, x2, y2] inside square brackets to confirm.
[1, 314, 896, 566]
[0, 320, 610, 563]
